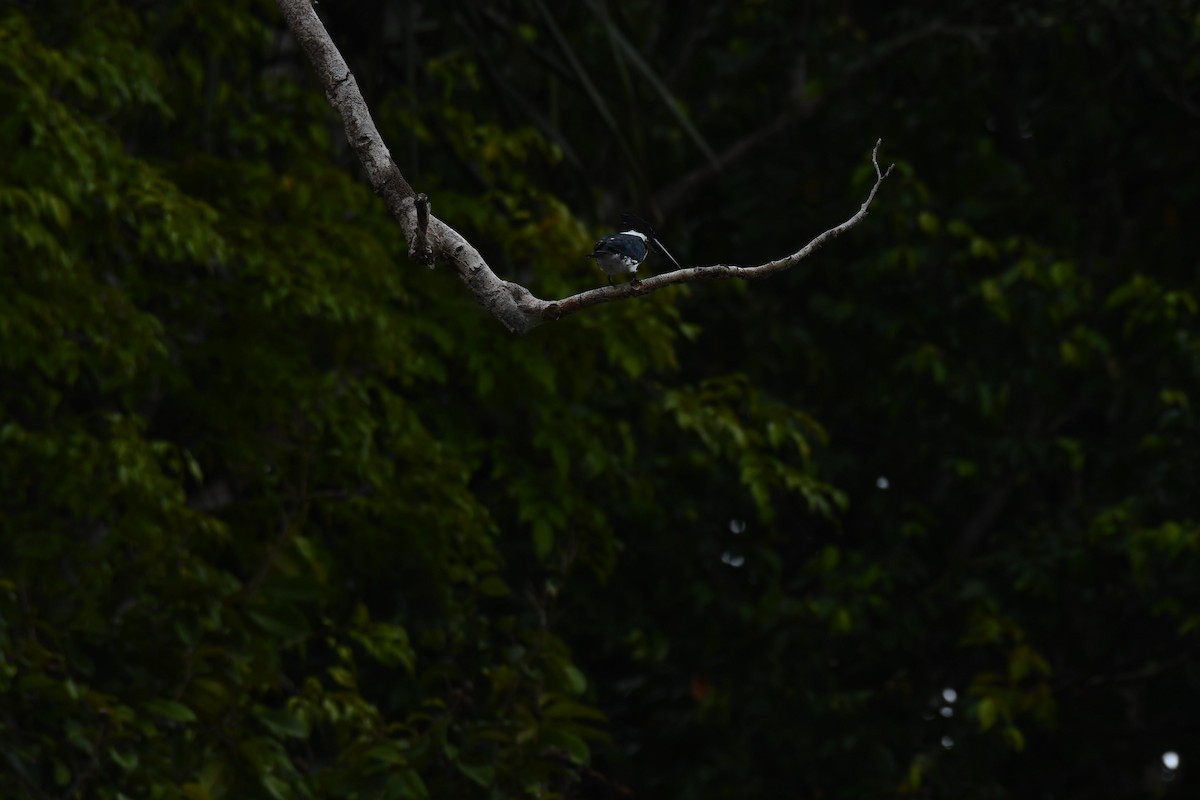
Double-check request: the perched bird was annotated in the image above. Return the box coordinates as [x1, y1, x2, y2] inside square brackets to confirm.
[590, 213, 683, 285]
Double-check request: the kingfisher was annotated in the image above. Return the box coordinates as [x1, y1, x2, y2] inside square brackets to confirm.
[590, 213, 682, 285]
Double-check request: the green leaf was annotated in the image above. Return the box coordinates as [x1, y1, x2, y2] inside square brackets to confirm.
[542, 698, 608, 723]
[456, 761, 495, 788]
[328, 666, 357, 689]
[917, 210, 940, 235]
[540, 727, 590, 764]
[254, 707, 310, 739]
[1003, 725, 1026, 751]
[532, 518, 554, 561]
[946, 218, 974, 238]
[109, 747, 139, 772]
[386, 769, 429, 800]
[261, 774, 290, 800]
[562, 664, 587, 695]
[478, 575, 510, 597]
[143, 698, 197, 723]
[978, 697, 998, 730]
[246, 602, 311, 643]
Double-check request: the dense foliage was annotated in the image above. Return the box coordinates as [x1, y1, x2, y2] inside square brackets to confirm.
[2, 1, 1198, 798]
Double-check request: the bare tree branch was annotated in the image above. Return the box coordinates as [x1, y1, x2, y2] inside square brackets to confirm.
[276, 0, 893, 335]
[541, 141, 893, 321]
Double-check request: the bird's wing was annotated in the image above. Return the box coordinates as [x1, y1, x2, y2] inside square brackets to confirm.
[594, 234, 647, 261]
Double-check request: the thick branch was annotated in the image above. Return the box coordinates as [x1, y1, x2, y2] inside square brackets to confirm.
[276, 0, 414, 204]
[276, 0, 893, 335]
[276, 0, 538, 333]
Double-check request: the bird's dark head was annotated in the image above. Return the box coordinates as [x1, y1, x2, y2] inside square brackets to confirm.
[619, 212, 657, 237]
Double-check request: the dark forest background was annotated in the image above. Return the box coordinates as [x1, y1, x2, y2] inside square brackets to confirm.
[3, 1, 1199, 798]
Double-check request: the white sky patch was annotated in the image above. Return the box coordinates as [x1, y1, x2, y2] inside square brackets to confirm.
[720, 551, 745, 568]
[876, 476, 890, 490]
[1163, 751, 1180, 770]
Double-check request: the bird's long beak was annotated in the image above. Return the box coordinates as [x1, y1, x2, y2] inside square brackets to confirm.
[649, 236, 682, 271]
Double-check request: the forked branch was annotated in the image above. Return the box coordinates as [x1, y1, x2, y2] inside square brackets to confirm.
[276, 0, 894, 335]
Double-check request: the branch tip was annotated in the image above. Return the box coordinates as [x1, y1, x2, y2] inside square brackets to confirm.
[871, 138, 893, 180]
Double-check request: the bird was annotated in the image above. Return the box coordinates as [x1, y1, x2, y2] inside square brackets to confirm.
[590, 213, 682, 285]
